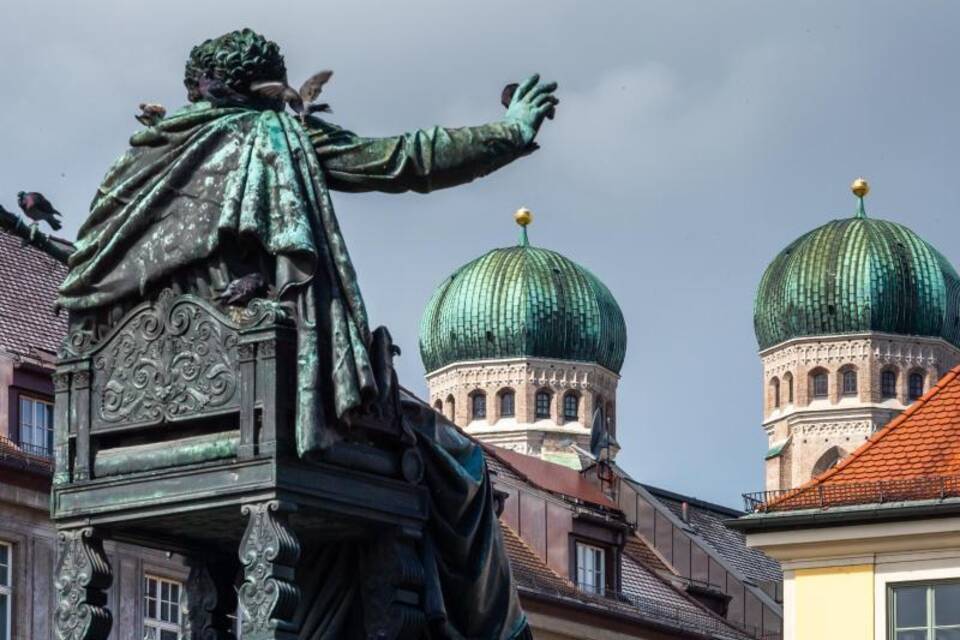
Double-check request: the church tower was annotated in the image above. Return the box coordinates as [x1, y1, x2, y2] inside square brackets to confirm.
[418, 209, 627, 469]
[754, 179, 960, 490]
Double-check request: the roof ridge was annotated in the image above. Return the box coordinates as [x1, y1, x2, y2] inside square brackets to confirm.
[767, 365, 960, 505]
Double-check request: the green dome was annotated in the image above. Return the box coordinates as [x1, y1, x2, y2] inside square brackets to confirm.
[419, 232, 627, 374]
[754, 203, 960, 351]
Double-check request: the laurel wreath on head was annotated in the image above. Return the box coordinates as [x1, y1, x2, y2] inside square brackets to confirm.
[184, 28, 287, 102]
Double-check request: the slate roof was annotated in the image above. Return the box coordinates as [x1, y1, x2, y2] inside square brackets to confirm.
[623, 533, 674, 575]
[643, 484, 783, 585]
[0, 223, 70, 358]
[501, 521, 752, 640]
[760, 365, 960, 512]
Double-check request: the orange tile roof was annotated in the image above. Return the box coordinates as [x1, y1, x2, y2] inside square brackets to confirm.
[766, 366, 960, 511]
[484, 445, 618, 509]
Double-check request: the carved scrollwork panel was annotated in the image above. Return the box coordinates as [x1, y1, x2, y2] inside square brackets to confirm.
[91, 293, 241, 428]
[238, 501, 301, 636]
[54, 528, 112, 640]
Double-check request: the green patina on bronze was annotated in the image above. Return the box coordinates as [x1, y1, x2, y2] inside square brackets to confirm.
[754, 202, 960, 350]
[419, 234, 627, 374]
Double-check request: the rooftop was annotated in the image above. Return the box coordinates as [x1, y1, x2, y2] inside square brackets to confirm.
[742, 365, 960, 516]
[0, 210, 71, 358]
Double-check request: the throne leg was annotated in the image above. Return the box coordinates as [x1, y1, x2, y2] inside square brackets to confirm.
[53, 527, 112, 640]
[182, 556, 239, 639]
[237, 501, 301, 639]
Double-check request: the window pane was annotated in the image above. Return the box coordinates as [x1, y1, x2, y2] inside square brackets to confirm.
[500, 392, 514, 417]
[471, 394, 486, 419]
[0, 593, 7, 640]
[895, 586, 928, 629]
[160, 631, 178, 640]
[813, 374, 828, 398]
[0, 545, 8, 587]
[910, 374, 925, 400]
[897, 632, 927, 640]
[535, 392, 550, 419]
[564, 394, 578, 419]
[936, 630, 960, 640]
[936, 584, 960, 626]
[843, 371, 857, 395]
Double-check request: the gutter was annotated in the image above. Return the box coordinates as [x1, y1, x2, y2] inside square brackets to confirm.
[728, 498, 960, 533]
[518, 587, 748, 640]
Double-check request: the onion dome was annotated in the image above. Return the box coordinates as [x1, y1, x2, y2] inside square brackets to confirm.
[419, 209, 627, 374]
[754, 179, 960, 350]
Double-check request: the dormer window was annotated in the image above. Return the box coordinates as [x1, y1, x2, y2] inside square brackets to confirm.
[19, 396, 53, 458]
[575, 542, 606, 596]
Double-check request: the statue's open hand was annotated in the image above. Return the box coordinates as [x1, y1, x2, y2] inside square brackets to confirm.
[503, 74, 559, 147]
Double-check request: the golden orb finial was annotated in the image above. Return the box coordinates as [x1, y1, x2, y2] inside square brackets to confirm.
[514, 207, 533, 227]
[851, 177, 870, 199]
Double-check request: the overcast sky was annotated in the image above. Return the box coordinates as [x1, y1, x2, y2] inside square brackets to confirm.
[4, 0, 960, 507]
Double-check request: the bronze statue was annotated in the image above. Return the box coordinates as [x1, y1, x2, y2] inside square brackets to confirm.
[53, 28, 558, 639]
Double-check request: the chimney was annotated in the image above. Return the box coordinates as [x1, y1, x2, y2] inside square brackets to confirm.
[681, 501, 690, 524]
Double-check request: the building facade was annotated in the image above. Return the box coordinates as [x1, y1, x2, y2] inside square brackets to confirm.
[736, 363, 960, 640]
[0, 212, 190, 640]
[753, 181, 960, 490]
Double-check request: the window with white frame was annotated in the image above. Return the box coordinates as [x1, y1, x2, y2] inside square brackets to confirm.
[890, 581, 960, 639]
[19, 396, 53, 457]
[0, 542, 10, 640]
[575, 542, 606, 596]
[144, 575, 183, 639]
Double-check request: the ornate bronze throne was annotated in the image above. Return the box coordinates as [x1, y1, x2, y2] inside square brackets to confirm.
[51, 290, 429, 640]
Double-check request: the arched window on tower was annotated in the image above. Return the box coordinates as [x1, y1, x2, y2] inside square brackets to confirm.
[433, 399, 443, 413]
[784, 372, 794, 404]
[909, 372, 925, 401]
[881, 369, 897, 399]
[812, 446, 846, 478]
[535, 390, 552, 420]
[810, 368, 829, 400]
[563, 392, 579, 422]
[841, 368, 857, 397]
[470, 392, 487, 420]
[770, 377, 781, 408]
[445, 395, 456, 423]
[499, 389, 515, 418]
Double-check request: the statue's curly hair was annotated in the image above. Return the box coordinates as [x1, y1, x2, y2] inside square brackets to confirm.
[184, 29, 287, 102]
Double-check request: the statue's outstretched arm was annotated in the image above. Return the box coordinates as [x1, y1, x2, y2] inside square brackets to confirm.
[312, 74, 558, 194]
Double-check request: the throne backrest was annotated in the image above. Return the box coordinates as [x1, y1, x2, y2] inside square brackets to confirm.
[55, 290, 295, 484]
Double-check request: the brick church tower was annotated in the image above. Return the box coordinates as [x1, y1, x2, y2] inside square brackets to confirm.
[754, 179, 960, 490]
[418, 209, 627, 469]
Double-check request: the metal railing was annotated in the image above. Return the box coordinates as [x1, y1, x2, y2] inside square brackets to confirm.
[743, 474, 960, 513]
[515, 569, 779, 640]
[0, 435, 53, 473]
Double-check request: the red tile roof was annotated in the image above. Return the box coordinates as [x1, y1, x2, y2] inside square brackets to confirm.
[484, 445, 618, 509]
[0, 227, 69, 357]
[765, 366, 960, 511]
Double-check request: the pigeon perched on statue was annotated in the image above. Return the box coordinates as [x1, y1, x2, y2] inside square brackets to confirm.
[136, 103, 167, 127]
[251, 70, 333, 123]
[214, 273, 267, 306]
[17, 191, 62, 231]
[197, 73, 251, 107]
